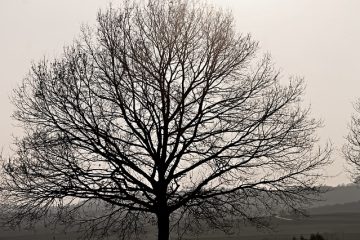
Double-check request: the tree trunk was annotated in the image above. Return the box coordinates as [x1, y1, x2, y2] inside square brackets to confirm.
[157, 210, 170, 240]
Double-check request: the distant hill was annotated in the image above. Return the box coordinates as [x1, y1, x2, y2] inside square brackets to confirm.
[309, 200, 360, 215]
[304, 184, 360, 215]
[312, 184, 360, 207]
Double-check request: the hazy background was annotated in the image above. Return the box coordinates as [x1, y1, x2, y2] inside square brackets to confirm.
[0, 0, 359, 186]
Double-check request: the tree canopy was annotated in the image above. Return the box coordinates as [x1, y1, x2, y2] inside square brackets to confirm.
[344, 100, 360, 183]
[1, 1, 330, 240]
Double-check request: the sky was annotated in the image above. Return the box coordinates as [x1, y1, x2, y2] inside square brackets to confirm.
[0, 0, 359, 186]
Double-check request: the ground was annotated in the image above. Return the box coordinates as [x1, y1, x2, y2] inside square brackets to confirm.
[0, 212, 359, 240]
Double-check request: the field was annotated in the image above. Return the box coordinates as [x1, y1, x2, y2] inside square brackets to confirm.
[0, 212, 359, 240]
[184, 213, 360, 240]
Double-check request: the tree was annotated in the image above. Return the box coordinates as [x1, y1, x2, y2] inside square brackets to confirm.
[1, 1, 330, 240]
[344, 100, 360, 182]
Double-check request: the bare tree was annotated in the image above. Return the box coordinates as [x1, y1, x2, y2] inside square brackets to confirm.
[1, 1, 330, 240]
[344, 100, 360, 183]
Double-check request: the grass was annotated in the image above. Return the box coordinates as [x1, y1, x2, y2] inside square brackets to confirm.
[0, 213, 359, 240]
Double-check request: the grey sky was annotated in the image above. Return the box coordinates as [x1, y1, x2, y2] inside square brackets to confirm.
[0, 0, 359, 186]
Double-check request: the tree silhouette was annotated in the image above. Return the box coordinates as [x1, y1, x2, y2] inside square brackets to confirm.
[1, 1, 330, 240]
[344, 99, 360, 183]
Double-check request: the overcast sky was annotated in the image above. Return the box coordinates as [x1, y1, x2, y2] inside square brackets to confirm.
[0, 0, 359, 186]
